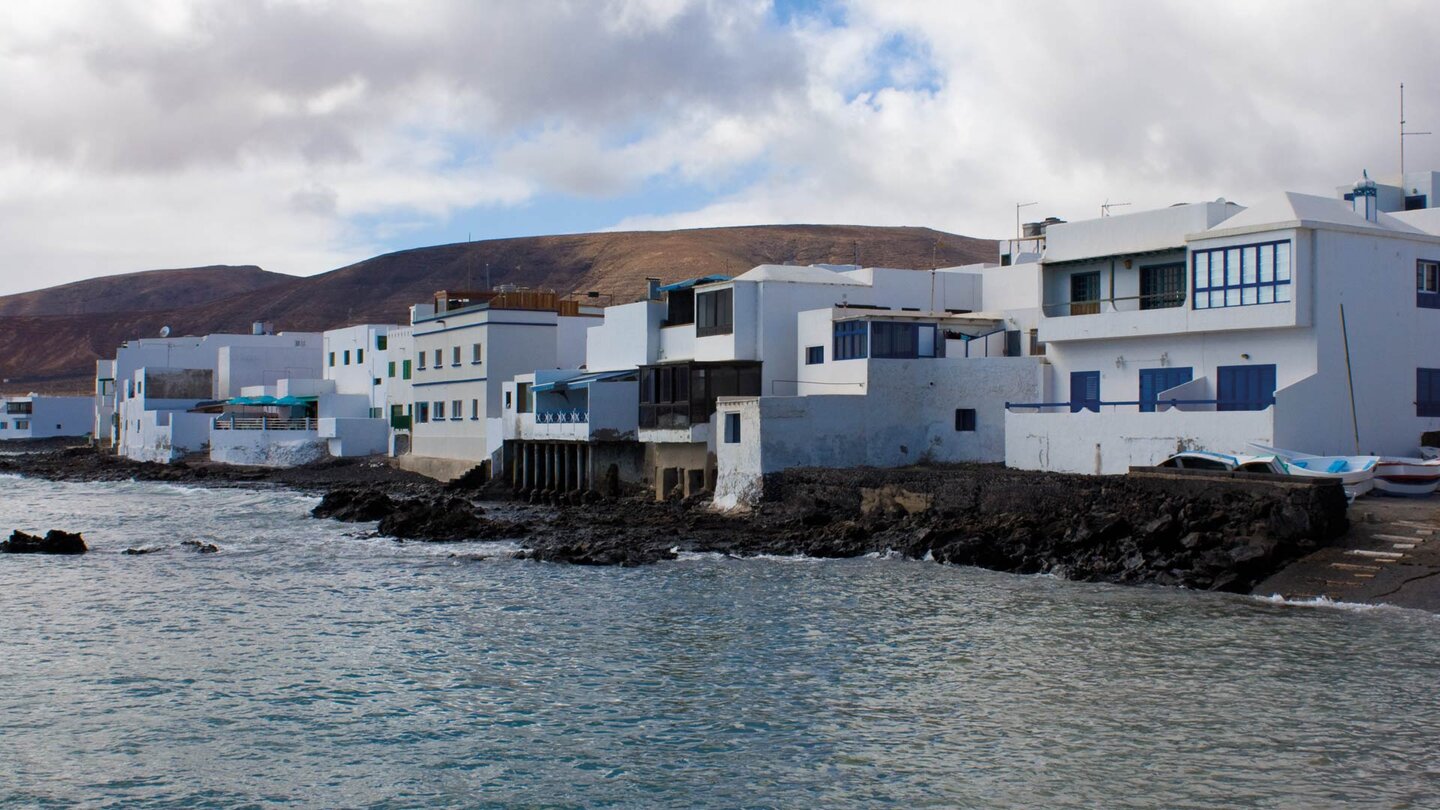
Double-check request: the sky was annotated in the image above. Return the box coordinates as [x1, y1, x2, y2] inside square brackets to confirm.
[0, 0, 1437, 296]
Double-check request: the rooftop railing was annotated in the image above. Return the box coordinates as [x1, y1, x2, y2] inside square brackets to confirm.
[214, 416, 318, 431]
[536, 409, 589, 424]
[1006, 398, 1272, 413]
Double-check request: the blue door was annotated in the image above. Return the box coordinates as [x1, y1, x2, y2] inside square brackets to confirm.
[1217, 364, 1277, 411]
[1139, 367, 1194, 412]
[1070, 371, 1101, 413]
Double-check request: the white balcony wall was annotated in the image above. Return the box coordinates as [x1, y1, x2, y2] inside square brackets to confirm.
[1005, 409, 1275, 475]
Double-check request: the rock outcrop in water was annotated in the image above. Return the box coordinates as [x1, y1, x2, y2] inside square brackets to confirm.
[2, 529, 87, 555]
[313, 488, 528, 543]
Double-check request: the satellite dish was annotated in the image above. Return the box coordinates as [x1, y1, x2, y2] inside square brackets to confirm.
[159, 325, 171, 337]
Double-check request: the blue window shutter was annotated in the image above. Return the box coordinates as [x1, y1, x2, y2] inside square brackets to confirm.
[1070, 371, 1100, 413]
[1218, 364, 1276, 411]
[1139, 367, 1194, 412]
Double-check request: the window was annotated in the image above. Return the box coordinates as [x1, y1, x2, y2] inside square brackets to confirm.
[452, 346, 461, 366]
[0, 422, 7, 429]
[372, 378, 381, 386]
[724, 412, 741, 443]
[1070, 272, 1101, 315]
[696, 288, 734, 337]
[1139, 263, 1186, 309]
[376, 335, 387, 351]
[638, 361, 761, 429]
[418, 353, 427, 370]
[402, 360, 412, 380]
[1217, 364, 1277, 411]
[1419, 260, 1440, 309]
[834, 321, 868, 360]
[328, 352, 336, 367]
[388, 361, 396, 378]
[472, 343, 483, 364]
[368, 407, 381, 419]
[1138, 367, 1194, 412]
[872, 322, 916, 358]
[433, 349, 442, 368]
[806, 346, 824, 365]
[665, 289, 696, 326]
[343, 350, 351, 365]
[1069, 371, 1100, 413]
[1419, 368, 1440, 417]
[955, 408, 976, 431]
[15, 420, 28, 431]
[1029, 328, 1045, 356]
[417, 402, 429, 423]
[1193, 241, 1291, 309]
[357, 349, 364, 364]
[471, 399, 480, 420]
[1406, 194, 1429, 211]
[505, 391, 513, 409]
[434, 400, 445, 420]
[517, 382, 532, 414]
[451, 399, 462, 420]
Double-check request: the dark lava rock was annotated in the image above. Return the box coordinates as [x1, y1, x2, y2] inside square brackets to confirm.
[181, 540, 220, 553]
[2, 529, 87, 555]
[312, 489, 398, 522]
[122, 546, 164, 555]
[517, 538, 677, 567]
[376, 496, 519, 542]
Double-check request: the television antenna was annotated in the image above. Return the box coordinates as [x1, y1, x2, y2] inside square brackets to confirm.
[1400, 82, 1430, 178]
[1015, 201, 1038, 240]
[1101, 200, 1131, 217]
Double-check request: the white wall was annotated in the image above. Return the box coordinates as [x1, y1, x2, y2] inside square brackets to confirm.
[587, 301, 663, 371]
[218, 345, 323, 399]
[1005, 408, 1275, 475]
[210, 426, 327, 467]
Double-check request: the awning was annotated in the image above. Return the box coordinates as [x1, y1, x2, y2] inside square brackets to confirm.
[530, 369, 637, 394]
[657, 275, 730, 293]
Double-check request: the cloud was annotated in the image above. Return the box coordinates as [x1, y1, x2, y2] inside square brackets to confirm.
[0, 0, 1437, 296]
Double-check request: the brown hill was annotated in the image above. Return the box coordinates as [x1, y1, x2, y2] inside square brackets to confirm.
[0, 265, 297, 317]
[0, 225, 997, 394]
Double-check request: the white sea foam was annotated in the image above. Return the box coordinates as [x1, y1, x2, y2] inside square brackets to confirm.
[1252, 593, 1407, 614]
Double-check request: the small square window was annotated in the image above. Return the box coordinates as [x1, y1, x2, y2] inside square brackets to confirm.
[723, 412, 741, 443]
[343, 350, 351, 365]
[805, 346, 824, 365]
[955, 408, 976, 431]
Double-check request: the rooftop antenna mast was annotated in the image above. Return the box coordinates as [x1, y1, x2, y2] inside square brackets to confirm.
[1015, 201, 1038, 241]
[1401, 82, 1431, 178]
[1101, 199, 1131, 217]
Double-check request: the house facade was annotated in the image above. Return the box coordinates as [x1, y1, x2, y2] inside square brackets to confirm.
[1006, 182, 1440, 473]
[0, 395, 93, 441]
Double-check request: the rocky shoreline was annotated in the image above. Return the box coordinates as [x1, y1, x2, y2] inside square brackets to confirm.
[0, 445, 1352, 594]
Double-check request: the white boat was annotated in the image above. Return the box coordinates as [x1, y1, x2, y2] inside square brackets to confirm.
[1156, 451, 1286, 475]
[1247, 444, 1378, 497]
[1373, 457, 1440, 497]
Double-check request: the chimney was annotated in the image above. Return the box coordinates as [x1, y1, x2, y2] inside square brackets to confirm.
[251, 321, 272, 336]
[646, 277, 662, 301]
[1351, 171, 1379, 223]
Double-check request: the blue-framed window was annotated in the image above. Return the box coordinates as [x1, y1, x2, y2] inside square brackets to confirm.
[805, 346, 824, 365]
[1070, 371, 1100, 413]
[1192, 241, 1291, 309]
[1139, 367, 1194, 412]
[1419, 368, 1440, 417]
[1217, 364, 1276, 411]
[834, 322, 868, 360]
[724, 412, 741, 443]
[1418, 260, 1440, 309]
[869, 322, 939, 359]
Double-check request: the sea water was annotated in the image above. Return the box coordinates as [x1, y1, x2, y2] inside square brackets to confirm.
[2, 474, 1438, 808]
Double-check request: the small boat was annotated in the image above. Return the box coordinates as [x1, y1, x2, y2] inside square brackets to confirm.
[1247, 444, 1378, 498]
[1373, 456, 1440, 497]
[1156, 451, 1286, 475]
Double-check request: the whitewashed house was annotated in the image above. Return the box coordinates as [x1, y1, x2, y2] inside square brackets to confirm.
[401, 290, 600, 480]
[108, 329, 322, 462]
[1005, 177, 1440, 474]
[0, 394, 93, 440]
[382, 325, 417, 456]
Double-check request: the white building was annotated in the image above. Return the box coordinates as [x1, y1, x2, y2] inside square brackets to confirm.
[402, 290, 600, 480]
[0, 394, 93, 440]
[579, 265, 1044, 500]
[1005, 177, 1440, 474]
[107, 329, 322, 462]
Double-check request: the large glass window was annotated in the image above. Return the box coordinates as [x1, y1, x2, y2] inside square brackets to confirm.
[1139, 264, 1186, 309]
[1193, 241, 1291, 309]
[834, 321, 868, 360]
[696, 288, 734, 337]
[638, 361, 761, 428]
[1070, 272, 1101, 315]
[872, 322, 918, 358]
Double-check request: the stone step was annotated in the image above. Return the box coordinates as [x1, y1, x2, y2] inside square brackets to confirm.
[1348, 549, 1405, 559]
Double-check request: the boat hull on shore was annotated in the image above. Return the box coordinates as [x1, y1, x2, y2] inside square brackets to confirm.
[1373, 458, 1440, 498]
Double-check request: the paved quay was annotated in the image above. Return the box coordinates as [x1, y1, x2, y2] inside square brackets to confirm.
[1253, 497, 1440, 611]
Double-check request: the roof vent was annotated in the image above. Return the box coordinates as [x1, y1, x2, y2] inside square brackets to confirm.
[1352, 170, 1379, 222]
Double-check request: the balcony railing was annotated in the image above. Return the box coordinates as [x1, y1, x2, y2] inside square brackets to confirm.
[214, 417, 318, 431]
[1041, 291, 1187, 317]
[536, 409, 589, 424]
[1006, 398, 1272, 413]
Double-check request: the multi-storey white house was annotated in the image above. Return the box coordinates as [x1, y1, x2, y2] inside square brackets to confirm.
[1005, 177, 1440, 473]
[0, 394, 92, 440]
[381, 325, 417, 455]
[107, 329, 322, 462]
[402, 289, 600, 480]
